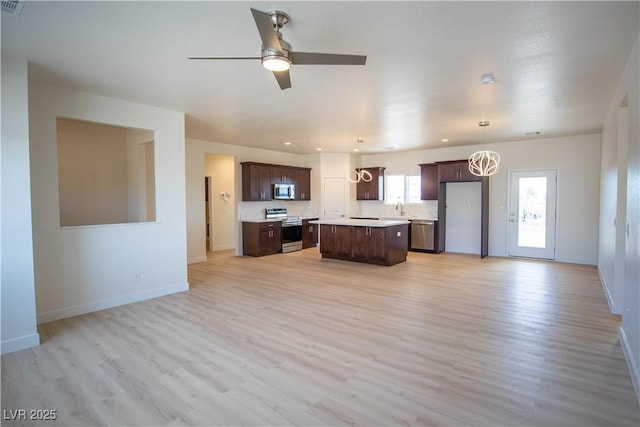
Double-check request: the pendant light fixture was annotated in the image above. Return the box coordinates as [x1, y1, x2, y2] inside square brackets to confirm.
[468, 73, 501, 177]
[469, 149, 501, 176]
[348, 169, 372, 183]
[469, 119, 500, 176]
[348, 138, 372, 183]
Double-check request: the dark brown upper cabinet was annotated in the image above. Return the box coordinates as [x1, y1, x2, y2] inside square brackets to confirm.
[437, 160, 481, 182]
[241, 162, 311, 201]
[356, 167, 385, 201]
[419, 163, 439, 200]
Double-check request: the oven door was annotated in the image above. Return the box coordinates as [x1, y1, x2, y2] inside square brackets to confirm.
[281, 223, 302, 253]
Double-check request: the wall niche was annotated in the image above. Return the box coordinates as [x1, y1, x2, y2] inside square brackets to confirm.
[56, 117, 156, 227]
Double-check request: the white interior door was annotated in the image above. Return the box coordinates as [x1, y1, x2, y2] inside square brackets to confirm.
[509, 170, 557, 259]
[323, 177, 346, 219]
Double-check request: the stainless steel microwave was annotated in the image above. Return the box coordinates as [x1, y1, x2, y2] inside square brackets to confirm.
[274, 183, 295, 200]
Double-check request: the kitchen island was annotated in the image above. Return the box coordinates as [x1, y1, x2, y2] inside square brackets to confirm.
[310, 218, 410, 266]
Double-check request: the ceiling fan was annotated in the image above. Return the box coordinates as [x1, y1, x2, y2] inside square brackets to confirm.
[189, 8, 367, 90]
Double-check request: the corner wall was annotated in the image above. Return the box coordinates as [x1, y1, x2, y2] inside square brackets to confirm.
[1, 55, 40, 354]
[600, 34, 640, 401]
[29, 82, 188, 324]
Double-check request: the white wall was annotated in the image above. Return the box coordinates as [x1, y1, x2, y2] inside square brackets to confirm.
[361, 134, 601, 263]
[29, 82, 188, 323]
[600, 35, 640, 400]
[1, 55, 40, 354]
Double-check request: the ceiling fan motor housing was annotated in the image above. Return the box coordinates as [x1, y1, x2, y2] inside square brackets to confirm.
[268, 10, 289, 29]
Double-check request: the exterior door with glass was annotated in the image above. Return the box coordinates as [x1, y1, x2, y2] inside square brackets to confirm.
[508, 170, 557, 259]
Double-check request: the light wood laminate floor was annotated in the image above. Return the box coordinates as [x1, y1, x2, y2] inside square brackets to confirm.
[2, 249, 639, 426]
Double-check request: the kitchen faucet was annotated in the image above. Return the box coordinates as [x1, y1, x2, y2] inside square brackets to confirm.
[395, 201, 405, 216]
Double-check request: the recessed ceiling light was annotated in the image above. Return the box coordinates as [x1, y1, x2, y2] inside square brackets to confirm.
[284, 142, 292, 145]
[441, 139, 449, 142]
[316, 148, 322, 151]
[353, 148, 359, 152]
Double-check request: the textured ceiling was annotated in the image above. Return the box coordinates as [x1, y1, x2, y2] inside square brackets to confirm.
[2, 1, 638, 154]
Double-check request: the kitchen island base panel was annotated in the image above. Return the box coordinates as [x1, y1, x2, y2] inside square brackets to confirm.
[317, 222, 409, 266]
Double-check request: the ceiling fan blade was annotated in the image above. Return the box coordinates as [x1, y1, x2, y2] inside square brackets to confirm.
[273, 70, 291, 90]
[291, 52, 367, 65]
[251, 8, 282, 52]
[188, 57, 261, 60]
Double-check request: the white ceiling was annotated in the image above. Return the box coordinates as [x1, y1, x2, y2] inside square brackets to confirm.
[2, 1, 638, 154]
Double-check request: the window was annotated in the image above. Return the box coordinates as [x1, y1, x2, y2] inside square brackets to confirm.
[385, 175, 422, 204]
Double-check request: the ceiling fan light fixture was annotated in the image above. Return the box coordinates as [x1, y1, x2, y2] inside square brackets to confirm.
[262, 54, 291, 71]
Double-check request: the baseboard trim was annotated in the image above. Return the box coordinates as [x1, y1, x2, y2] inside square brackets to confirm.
[555, 256, 597, 265]
[596, 265, 621, 314]
[211, 243, 235, 252]
[36, 282, 189, 324]
[1, 332, 40, 355]
[620, 326, 640, 403]
[188, 255, 208, 264]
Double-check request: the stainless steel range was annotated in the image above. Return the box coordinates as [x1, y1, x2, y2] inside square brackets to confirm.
[265, 208, 303, 253]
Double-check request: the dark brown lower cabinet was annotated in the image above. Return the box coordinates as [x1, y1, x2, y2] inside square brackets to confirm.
[320, 224, 352, 258]
[302, 218, 318, 249]
[242, 221, 282, 256]
[352, 226, 387, 263]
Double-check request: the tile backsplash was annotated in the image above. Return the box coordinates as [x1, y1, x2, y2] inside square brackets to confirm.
[354, 200, 438, 220]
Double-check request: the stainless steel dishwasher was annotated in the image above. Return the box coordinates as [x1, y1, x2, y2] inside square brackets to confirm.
[410, 220, 435, 251]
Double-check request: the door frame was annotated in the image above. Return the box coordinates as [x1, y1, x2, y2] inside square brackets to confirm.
[205, 176, 214, 252]
[507, 169, 558, 260]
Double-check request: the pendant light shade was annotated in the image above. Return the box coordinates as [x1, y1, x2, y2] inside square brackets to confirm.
[348, 169, 372, 183]
[468, 150, 500, 177]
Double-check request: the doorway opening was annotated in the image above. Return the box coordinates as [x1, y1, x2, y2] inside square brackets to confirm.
[204, 154, 236, 253]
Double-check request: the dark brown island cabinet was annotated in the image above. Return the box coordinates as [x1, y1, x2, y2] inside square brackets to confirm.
[315, 219, 409, 266]
[242, 221, 282, 256]
[319, 224, 353, 258]
[241, 162, 312, 201]
[356, 167, 385, 200]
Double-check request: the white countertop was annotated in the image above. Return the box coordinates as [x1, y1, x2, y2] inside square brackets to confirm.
[310, 218, 410, 227]
[350, 216, 438, 221]
[242, 216, 319, 223]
